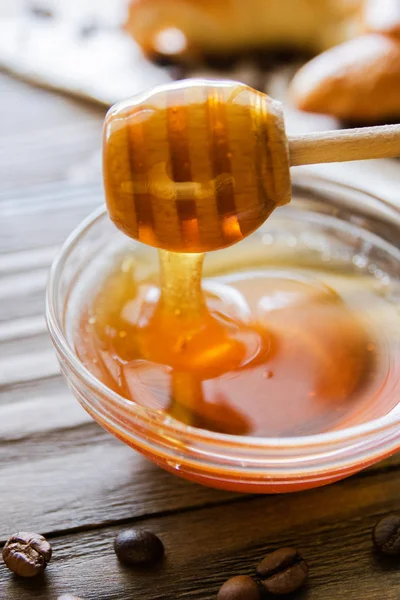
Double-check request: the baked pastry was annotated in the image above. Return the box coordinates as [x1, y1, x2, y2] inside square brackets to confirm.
[363, 0, 400, 38]
[126, 0, 363, 61]
[291, 34, 400, 121]
[291, 0, 400, 121]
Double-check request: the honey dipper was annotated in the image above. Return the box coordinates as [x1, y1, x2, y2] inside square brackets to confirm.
[104, 78, 400, 254]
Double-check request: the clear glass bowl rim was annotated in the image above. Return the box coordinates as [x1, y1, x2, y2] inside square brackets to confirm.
[46, 174, 400, 471]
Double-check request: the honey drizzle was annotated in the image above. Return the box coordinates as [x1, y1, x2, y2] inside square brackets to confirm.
[158, 249, 206, 419]
[158, 249, 205, 319]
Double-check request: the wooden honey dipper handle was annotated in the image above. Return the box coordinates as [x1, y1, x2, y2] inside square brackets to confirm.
[289, 124, 400, 167]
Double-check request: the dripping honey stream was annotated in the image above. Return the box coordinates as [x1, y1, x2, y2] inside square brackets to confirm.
[157, 249, 207, 426]
[145, 249, 270, 430]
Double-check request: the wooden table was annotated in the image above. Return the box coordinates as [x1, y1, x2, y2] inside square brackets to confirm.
[1, 72, 400, 600]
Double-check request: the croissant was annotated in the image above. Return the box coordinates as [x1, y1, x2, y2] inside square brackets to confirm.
[291, 34, 400, 121]
[363, 0, 400, 38]
[126, 0, 363, 61]
[291, 0, 400, 121]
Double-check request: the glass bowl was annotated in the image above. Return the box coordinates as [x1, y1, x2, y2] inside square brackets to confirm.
[46, 176, 400, 493]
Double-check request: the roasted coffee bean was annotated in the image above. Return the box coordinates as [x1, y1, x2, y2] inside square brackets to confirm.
[114, 529, 164, 566]
[217, 575, 261, 600]
[256, 547, 308, 595]
[29, 4, 53, 18]
[373, 515, 400, 555]
[80, 22, 98, 38]
[2, 532, 52, 578]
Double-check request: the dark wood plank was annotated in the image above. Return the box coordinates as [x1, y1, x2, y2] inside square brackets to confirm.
[0, 74, 103, 137]
[0, 124, 103, 192]
[1, 468, 400, 600]
[0, 386, 238, 539]
[0, 183, 102, 329]
[0, 74, 104, 192]
[0, 182, 103, 254]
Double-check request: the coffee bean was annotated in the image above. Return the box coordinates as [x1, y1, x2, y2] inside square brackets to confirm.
[217, 575, 261, 600]
[114, 529, 164, 566]
[373, 515, 400, 555]
[2, 532, 52, 578]
[29, 4, 53, 18]
[256, 547, 308, 595]
[80, 22, 98, 38]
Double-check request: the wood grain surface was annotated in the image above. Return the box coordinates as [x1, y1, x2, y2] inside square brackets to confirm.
[1, 72, 400, 600]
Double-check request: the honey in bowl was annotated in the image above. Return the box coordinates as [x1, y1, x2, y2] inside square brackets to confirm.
[75, 217, 400, 438]
[75, 80, 400, 440]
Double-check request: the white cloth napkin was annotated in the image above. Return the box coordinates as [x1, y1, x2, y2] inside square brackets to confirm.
[0, 0, 171, 105]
